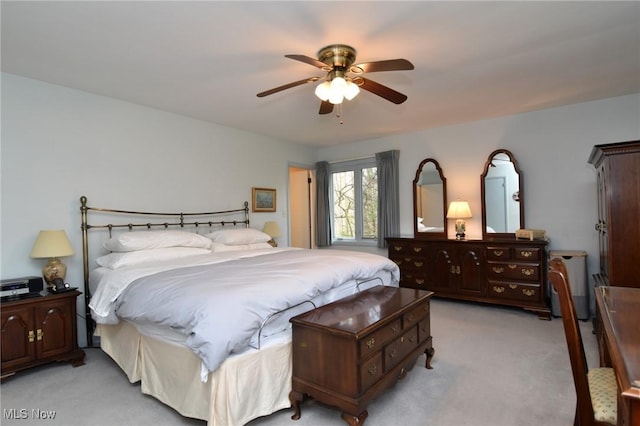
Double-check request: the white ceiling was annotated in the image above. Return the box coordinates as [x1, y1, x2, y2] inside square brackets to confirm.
[2, 1, 639, 147]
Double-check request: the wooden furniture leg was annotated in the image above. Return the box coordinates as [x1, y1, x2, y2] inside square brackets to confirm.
[341, 410, 368, 426]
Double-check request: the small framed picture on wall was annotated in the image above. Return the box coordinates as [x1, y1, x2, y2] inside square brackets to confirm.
[252, 187, 276, 212]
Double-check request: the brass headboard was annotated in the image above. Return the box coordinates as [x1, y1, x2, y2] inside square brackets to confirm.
[80, 196, 250, 347]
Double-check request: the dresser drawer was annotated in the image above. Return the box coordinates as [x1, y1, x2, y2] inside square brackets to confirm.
[489, 281, 540, 302]
[401, 272, 429, 288]
[393, 256, 427, 270]
[487, 262, 540, 282]
[389, 242, 427, 256]
[359, 352, 383, 392]
[384, 327, 419, 372]
[359, 318, 402, 359]
[486, 246, 512, 260]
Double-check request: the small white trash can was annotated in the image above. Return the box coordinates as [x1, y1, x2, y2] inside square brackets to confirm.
[549, 250, 589, 320]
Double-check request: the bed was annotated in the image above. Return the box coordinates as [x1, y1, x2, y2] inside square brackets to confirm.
[80, 196, 400, 426]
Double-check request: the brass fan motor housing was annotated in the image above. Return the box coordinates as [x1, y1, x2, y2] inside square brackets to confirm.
[317, 44, 357, 70]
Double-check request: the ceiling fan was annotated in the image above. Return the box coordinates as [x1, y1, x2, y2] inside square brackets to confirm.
[257, 44, 414, 115]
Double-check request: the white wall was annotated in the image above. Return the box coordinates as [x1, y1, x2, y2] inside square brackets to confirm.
[316, 93, 640, 293]
[1, 73, 316, 345]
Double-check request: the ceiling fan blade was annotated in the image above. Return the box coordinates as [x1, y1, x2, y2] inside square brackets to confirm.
[351, 59, 414, 74]
[257, 77, 320, 98]
[359, 78, 408, 104]
[285, 54, 330, 70]
[319, 100, 334, 115]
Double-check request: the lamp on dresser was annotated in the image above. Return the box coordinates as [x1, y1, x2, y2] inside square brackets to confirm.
[447, 201, 472, 240]
[30, 229, 74, 292]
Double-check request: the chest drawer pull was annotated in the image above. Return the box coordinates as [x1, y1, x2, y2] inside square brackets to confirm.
[412, 247, 422, 253]
[493, 286, 505, 293]
[509, 284, 518, 289]
[36, 329, 43, 341]
[415, 278, 425, 285]
[28, 330, 35, 343]
[508, 264, 517, 269]
[393, 246, 402, 251]
[407, 314, 415, 322]
[368, 365, 377, 376]
[414, 261, 423, 267]
[522, 289, 535, 297]
[521, 268, 534, 276]
[366, 338, 375, 349]
[391, 324, 399, 333]
[520, 251, 533, 258]
[492, 250, 504, 257]
[492, 266, 504, 274]
[388, 348, 398, 359]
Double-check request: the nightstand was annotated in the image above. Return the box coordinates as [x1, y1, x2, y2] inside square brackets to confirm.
[1, 290, 85, 380]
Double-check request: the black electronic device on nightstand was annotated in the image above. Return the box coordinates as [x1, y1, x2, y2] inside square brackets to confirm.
[0, 276, 43, 302]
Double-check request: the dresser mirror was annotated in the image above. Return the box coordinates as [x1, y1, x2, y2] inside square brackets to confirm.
[413, 158, 447, 238]
[480, 149, 524, 239]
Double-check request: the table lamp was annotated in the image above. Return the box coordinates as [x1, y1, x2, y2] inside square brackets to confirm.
[447, 201, 472, 240]
[30, 230, 75, 291]
[262, 221, 281, 247]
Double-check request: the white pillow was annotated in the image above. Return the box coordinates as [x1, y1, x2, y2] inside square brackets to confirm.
[210, 242, 273, 252]
[103, 230, 212, 252]
[205, 228, 271, 245]
[96, 247, 212, 269]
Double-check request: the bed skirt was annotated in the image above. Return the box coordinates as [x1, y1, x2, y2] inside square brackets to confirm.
[96, 322, 292, 426]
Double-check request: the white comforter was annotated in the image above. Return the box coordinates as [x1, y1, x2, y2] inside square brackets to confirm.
[89, 248, 399, 374]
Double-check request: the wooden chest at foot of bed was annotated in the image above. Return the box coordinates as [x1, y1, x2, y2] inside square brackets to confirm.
[289, 286, 434, 426]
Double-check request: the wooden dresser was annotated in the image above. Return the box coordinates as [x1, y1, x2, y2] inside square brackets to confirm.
[387, 238, 550, 319]
[588, 140, 640, 288]
[289, 286, 433, 426]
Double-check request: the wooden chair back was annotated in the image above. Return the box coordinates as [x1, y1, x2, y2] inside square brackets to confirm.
[549, 257, 595, 425]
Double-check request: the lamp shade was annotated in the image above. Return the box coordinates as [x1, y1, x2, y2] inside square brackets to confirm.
[30, 230, 75, 258]
[262, 222, 281, 238]
[446, 201, 472, 219]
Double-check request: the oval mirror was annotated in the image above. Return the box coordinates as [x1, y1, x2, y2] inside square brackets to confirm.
[480, 149, 524, 239]
[413, 158, 447, 238]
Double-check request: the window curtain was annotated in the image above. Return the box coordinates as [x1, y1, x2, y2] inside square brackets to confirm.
[315, 161, 332, 247]
[376, 150, 400, 248]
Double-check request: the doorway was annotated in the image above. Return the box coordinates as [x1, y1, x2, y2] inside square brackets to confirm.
[288, 166, 315, 249]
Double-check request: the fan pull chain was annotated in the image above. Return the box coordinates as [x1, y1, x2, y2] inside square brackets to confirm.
[336, 103, 344, 124]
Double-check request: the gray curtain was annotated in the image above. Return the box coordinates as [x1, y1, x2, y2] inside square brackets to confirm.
[376, 150, 400, 248]
[315, 161, 332, 247]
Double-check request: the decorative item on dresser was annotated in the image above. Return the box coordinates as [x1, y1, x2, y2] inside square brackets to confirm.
[1, 290, 85, 380]
[389, 150, 550, 319]
[289, 286, 433, 426]
[588, 140, 640, 288]
[30, 229, 75, 292]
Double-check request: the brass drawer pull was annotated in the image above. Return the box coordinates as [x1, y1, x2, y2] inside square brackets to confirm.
[366, 338, 375, 349]
[412, 247, 422, 253]
[407, 314, 415, 322]
[509, 284, 518, 289]
[493, 286, 505, 293]
[405, 257, 411, 262]
[456, 266, 461, 275]
[28, 330, 35, 343]
[37, 329, 43, 341]
[394, 260, 402, 265]
[521, 268, 534, 276]
[414, 261, 423, 267]
[492, 266, 504, 274]
[409, 335, 417, 343]
[492, 250, 504, 257]
[368, 365, 377, 375]
[520, 251, 533, 258]
[522, 289, 535, 297]
[393, 246, 402, 251]
[508, 264, 517, 269]
[389, 348, 398, 359]
[391, 324, 399, 333]
[415, 278, 425, 285]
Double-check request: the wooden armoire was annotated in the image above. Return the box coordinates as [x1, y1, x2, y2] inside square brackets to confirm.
[588, 140, 640, 288]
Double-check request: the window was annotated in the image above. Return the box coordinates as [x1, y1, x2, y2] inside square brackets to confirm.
[330, 158, 378, 244]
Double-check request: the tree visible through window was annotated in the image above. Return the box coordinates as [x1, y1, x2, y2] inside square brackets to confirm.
[331, 159, 377, 243]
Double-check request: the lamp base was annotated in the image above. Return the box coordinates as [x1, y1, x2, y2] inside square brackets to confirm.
[455, 220, 467, 240]
[43, 257, 67, 291]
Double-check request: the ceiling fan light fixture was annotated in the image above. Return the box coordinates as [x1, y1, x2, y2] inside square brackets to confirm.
[315, 81, 331, 101]
[344, 80, 360, 101]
